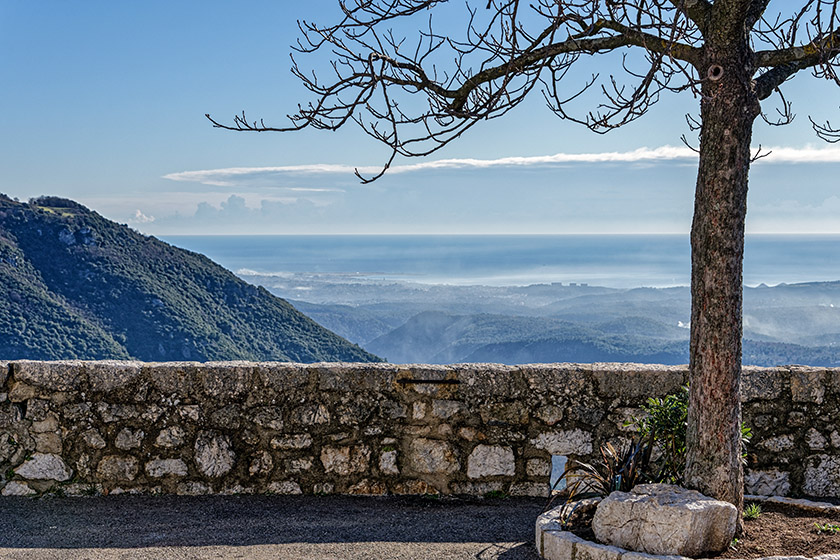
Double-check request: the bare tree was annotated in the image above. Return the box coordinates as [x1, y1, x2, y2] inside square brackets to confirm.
[208, 0, 840, 518]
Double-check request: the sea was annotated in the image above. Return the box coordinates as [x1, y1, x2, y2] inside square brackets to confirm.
[161, 234, 840, 289]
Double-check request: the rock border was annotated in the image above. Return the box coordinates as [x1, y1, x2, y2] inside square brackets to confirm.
[536, 495, 840, 560]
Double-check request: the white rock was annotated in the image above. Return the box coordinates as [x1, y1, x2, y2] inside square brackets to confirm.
[115, 427, 144, 450]
[1, 481, 36, 496]
[745, 468, 791, 496]
[592, 483, 737, 557]
[194, 432, 235, 478]
[155, 426, 186, 448]
[408, 438, 459, 474]
[320, 445, 370, 475]
[14, 453, 73, 481]
[268, 481, 302, 495]
[379, 450, 399, 475]
[530, 430, 593, 455]
[467, 445, 515, 479]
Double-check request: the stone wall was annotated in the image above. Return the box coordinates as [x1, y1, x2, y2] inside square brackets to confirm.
[0, 361, 838, 498]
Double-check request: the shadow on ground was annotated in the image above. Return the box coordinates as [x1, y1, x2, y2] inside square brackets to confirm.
[0, 495, 543, 559]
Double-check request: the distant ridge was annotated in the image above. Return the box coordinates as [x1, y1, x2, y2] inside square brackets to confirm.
[0, 195, 380, 362]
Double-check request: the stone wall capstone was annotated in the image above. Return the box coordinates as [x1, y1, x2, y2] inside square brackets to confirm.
[0, 360, 838, 499]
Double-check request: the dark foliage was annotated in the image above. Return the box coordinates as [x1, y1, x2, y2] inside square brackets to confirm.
[0, 197, 380, 363]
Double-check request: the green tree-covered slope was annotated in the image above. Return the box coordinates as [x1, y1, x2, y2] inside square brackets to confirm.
[0, 195, 379, 362]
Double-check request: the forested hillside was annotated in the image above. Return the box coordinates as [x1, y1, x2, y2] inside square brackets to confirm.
[0, 195, 378, 363]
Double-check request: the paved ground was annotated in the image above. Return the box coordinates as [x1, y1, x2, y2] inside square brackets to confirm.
[0, 495, 545, 560]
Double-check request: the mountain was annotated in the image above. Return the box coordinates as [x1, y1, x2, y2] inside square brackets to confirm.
[260, 276, 840, 367]
[0, 195, 379, 362]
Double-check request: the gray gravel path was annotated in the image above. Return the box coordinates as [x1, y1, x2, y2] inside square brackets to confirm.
[0, 495, 544, 560]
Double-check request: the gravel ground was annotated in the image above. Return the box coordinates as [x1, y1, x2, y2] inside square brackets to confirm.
[0, 494, 544, 560]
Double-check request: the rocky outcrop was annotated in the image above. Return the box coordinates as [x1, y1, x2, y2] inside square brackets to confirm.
[592, 484, 737, 557]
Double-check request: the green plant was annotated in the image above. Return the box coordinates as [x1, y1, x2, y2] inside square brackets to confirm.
[729, 538, 740, 551]
[627, 384, 753, 484]
[743, 503, 762, 520]
[483, 490, 508, 499]
[381, 445, 396, 453]
[814, 522, 840, 534]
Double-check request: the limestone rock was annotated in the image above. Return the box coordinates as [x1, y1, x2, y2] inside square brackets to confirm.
[268, 481, 302, 495]
[115, 427, 144, 450]
[249, 451, 273, 476]
[155, 426, 186, 448]
[530, 429, 593, 455]
[408, 438, 459, 474]
[15, 453, 73, 481]
[96, 455, 139, 482]
[467, 445, 515, 479]
[379, 450, 399, 475]
[592, 483, 737, 557]
[194, 431, 235, 478]
[270, 434, 312, 449]
[145, 458, 189, 478]
[745, 468, 791, 496]
[320, 445, 370, 475]
[804, 454, 840, 496]
[81, 429, 106, 449]
[2, 481, 36, 496]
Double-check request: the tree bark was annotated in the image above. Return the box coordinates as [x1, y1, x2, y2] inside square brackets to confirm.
[684, 36, 759, 530]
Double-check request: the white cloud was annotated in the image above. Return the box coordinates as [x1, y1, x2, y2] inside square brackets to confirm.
[128, 209, 155, 224]
[162, 145, 840, 187]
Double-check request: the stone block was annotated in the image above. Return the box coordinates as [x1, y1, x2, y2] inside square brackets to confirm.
[808, 428, 828, 450]
[33, 432, 62, 454]
[379, 450, 399, 475]
[97, 455, 139, 482]
[30, 413, 58, 433]
[392, 480, 439, 495]
[542, 530, 584, 560]
[509, 482, 548, 497]
[81, 429, 106, 449]
[530, 429, 593, 455]
[575, 539, 625, 560]
[194, 431, 235, 478]
[745, 468, 791, 496]
[249, 407, 285, 430]
[1, 481, 36, 496]
[534, 405, 565, 426]
[741, 367, 785, 401]
[467, 444, 515, 479]
[312, 482, 334, 494]
[347, 479, 387, 495]
[431, 399, 465, 420]
[115, 428, 144, 450]
[155, 426, 187, 448]
[408, 438, 459, 474]
[87, 362, 142, 393]
[145, 458, 189, 478]
[527, 458, 551, 478]
[592, 484, 736, 557]
[197, 364, 253, 399]
[320, 445, 370, 475]
[804, 454, 840, 497]
[592, 364, 686, 399]
[761, 434, 795, 452]
[8, 382, 37, 402]
[293, 403, 330, 425]
[12, 361, 84, 392]
[249, 451, 273, 476]
[15, 453, 72, 481]
[268, 481, 303, 495]
[790, 367, 826, 404]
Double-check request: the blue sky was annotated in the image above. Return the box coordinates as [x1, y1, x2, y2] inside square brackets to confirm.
[2, 1, 839, 234]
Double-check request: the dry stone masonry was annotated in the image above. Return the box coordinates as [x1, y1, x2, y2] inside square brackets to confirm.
[1, 361, 839, 498]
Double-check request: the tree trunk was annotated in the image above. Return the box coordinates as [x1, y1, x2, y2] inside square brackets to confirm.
[684, 39, 759, 529]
